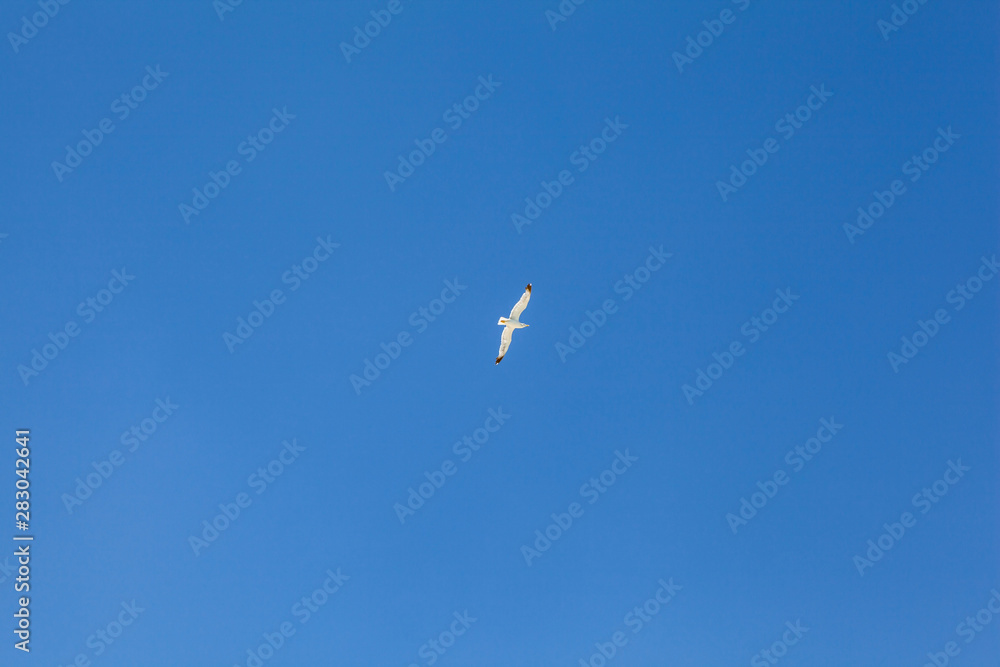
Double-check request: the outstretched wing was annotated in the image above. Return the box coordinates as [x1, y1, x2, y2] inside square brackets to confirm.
[496, 326, 513, 364]
[509, 283, 532, 319]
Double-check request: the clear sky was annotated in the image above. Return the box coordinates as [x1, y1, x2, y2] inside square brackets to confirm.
[1, 1, 998, 665]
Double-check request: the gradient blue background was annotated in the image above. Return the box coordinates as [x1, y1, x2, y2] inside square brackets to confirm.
[1, 1, 998, 665]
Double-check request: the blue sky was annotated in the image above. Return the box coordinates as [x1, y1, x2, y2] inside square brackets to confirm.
[1, 1, 998, 665]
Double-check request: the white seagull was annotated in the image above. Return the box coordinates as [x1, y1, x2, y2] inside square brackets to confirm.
[496, 284, 532, 364]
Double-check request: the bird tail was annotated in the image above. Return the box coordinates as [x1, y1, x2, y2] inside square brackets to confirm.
[498, 317, 508, 325]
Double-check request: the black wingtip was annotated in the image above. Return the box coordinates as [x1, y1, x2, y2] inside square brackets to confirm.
[495, 356, 503, 364]
[526, 283, 532, 292]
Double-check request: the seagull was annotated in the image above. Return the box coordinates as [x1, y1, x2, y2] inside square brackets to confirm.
[496, 284, 531, 364]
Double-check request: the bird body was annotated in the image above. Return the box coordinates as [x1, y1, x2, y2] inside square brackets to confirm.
[496, 284, 531, 364]
[497, 317, 529, 328]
